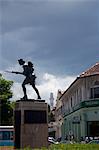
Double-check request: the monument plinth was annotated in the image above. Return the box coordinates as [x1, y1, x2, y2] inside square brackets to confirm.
[14, 99, 48, 149]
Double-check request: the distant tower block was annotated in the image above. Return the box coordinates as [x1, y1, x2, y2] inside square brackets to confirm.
[49, 92, 54, 110]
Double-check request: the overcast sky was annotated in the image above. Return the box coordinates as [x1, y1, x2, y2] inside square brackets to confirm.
[0, 0, 99, 104]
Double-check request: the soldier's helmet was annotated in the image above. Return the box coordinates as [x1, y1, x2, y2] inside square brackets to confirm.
[28, 61, 33, 67]
[18, 59, 25, 65]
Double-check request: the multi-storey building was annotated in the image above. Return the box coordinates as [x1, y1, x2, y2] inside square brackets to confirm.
[59, 63, 99, 141]
[48, 107, 56, 138]
[55, 90, 63, 140]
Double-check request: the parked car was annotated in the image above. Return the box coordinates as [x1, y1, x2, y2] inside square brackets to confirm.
[60, 140, 76, 144]
[48, 137, 59, 145]
[60, 140, 67, 144]
[88, 140, 99, 144]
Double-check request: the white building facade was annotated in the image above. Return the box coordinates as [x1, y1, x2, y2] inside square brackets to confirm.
[60, 63, 99, 141]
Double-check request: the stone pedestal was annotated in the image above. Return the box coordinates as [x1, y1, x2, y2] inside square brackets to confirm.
[14, 99, 48, 149]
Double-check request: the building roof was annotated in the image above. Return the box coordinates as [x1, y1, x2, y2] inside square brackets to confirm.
[80, 62, 99, 77]
[59, 62, 99, 100]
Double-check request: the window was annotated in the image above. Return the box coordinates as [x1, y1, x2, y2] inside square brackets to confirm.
[71, 97, 73, 107]
[10, 131, 13, 140]
[0, 132, 2, 140]
[90, 87, 99, 99]
[3, 131, 10, 140]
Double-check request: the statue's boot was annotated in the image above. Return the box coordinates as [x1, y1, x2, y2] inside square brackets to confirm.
[21, 95, 28, 100]
[37, 96, 41, 99]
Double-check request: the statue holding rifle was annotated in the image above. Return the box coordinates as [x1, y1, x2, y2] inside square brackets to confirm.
[6, 59, 41, 100]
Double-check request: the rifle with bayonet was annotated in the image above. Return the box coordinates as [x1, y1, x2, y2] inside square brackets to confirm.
[5, 70, 23, 75]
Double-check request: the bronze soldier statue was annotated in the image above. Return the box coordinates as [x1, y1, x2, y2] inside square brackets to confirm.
[6, 59, 41, 100]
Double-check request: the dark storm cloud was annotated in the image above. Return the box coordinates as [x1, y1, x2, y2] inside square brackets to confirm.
[0, 0, 99, 76]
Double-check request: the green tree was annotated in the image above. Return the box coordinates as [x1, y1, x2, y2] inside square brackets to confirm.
[0, 74, 13, 125]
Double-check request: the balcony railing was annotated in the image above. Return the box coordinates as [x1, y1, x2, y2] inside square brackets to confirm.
[63, 99, 99, 117]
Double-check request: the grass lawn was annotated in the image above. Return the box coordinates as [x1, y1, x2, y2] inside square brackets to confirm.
[1, 144, 99, 150]
[49, 144, 99, 150]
